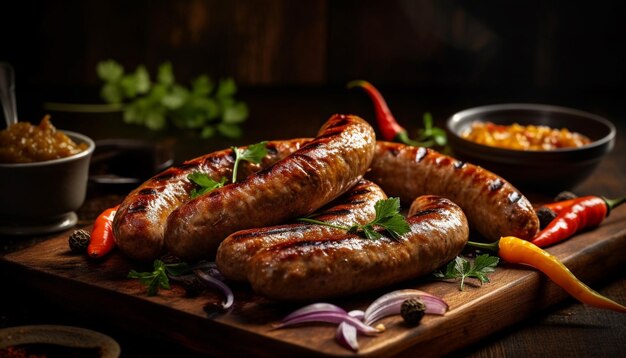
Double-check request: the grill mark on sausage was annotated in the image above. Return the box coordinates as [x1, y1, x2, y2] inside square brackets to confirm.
[347, 199, 366, 205]
[300, 141, 325, 151]
[325, 117, 350, 129]
[175, 163, 200, 171]
[316, 208, 352, 216]
[488, 179, 503, 191]
[138, 188, 157, 196]
[152, 172, 176, 182]
[204, 154, 234, 165]
[415, 147, 428, 162]
[508, 191, 521, 203]
[346, 189, 371, 197]
[265, 143, 279, 155]
[230, 225, 311, 240]
[127, 204, 147, 213]
[308, 130, 344, 141]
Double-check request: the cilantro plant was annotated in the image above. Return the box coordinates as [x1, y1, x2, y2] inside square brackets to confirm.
[434, 254, 499, 291]
[97, 60, 248, 138]
[298, 197, 411, 240]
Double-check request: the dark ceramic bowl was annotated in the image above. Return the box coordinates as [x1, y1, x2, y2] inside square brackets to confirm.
[446, 103, 616, 192]
[89, 138, 174, 187]
[0, 131, 95, 235]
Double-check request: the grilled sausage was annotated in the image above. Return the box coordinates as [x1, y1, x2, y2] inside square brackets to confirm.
[366, 141, 539, 241]
[164, 114, 377, 261]
[113, 139, 309, 261]
[247, 195, 469, 301]
[216, 179, 387, 281]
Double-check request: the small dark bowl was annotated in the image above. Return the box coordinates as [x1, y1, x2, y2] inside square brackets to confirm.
[89, 138, 174, 187]
[446, 103, 616, 192]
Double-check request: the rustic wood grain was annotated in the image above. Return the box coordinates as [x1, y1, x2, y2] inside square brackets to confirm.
[2, 205, 625, 357]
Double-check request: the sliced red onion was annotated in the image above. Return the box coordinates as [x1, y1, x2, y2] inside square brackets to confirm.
[363, 289, 448, 325]
[336, 322, 359, 351]
[281, 303, 346, 322]
[276, 311, 380, 335]
[348, 310, 365, 320]
[194, 269, 234, 310]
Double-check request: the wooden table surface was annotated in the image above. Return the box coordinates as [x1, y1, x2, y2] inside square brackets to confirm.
[1, 88, 624, 357]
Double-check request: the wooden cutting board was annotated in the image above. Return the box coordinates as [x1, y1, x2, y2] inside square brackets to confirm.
[1, 206, 625, 357]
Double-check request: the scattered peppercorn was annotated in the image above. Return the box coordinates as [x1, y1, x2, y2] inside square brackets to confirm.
[400, 298, 426, 326]
[554, 191, 578, 202]
[536, 207, 558, 229]
[160, 253, 183, 265]
[68, 229, 91, 253]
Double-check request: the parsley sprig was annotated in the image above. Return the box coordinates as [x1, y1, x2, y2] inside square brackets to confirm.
[187, 141, 268, 199]
[434, 254, 499, 291]
[298, 197, 410, 240]
[230, 141, 268, 183]
[97, 60, 248, 138]
[188, 174, 227, 199]
[415, 112, 447, 147]
[128, 260, 191, 296]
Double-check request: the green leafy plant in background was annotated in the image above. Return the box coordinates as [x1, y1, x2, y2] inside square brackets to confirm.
[97, 60, 248, 138]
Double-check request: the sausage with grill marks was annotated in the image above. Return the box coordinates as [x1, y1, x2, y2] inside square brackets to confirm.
[164, 114, 376, 261]
[113, 139, 309, 261]
[247, 195, 469, 301]
[366, 141, 539, 241]
[216, 179, 387, 281]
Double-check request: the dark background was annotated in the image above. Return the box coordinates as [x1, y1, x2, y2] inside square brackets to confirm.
[2, 0, 625, 125]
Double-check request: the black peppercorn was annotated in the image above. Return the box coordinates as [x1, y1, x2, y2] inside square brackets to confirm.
[536, 207, 557, 229]
[68, 229, 91, 253]
[400, 298, 426, 326]
[554, 191, 578, 202]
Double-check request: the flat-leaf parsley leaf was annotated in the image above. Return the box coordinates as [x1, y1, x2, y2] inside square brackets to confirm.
[434, 254, 499, 291]
[298, 197, 410, 240]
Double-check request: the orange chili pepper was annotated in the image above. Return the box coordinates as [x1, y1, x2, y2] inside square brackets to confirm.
[88, 205, 120, 259]
[468, 236, 626, 313]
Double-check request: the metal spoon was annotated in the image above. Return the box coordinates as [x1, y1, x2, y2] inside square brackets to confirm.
[0, 62, 18, 127]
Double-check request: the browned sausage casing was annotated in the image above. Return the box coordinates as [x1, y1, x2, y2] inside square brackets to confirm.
[247, 195, 469, 301]
[216, 179, 387, 281]
[366, 141, 539, 241]
[164, 114, 376, 261]
[113, 139, 309, 261]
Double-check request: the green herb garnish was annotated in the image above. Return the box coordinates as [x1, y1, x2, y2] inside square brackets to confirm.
[415, 112, 447, 147]
[128, 260, 191, 296]
[231, 141, 268, 183]
[186, 141, 268, 198]
[97, 60, 248, 138]
[298, 197, 410, 240]
[434, 254, 499, 291]
[188, 173, 227, 199]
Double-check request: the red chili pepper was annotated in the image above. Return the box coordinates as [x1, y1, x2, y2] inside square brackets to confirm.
[530, 196, 626, 248]
[347, 80, 416, 145]
[540, 197, 583, 215]
[88, 205, 120, 259]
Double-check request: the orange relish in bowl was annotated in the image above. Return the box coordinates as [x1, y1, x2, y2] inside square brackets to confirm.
[461, 121, 592, 150]
[0, 115, 88, 163]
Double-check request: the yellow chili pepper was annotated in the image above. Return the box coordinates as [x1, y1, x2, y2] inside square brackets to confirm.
[468, 236, 626, 313]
